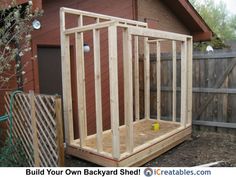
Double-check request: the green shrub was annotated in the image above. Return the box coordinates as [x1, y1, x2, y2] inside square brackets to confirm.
[0, 130, 29, 167]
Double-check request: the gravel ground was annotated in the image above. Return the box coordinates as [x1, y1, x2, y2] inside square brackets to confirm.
[65, 131, 236, 167]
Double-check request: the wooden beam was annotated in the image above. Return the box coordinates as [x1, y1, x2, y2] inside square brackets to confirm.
[76, 31, 87, 147]
[129, 133, 191, 167]
[60, 9, 74, 144]
[123, 29, 134, 153]
[193, 32, 213, 42]
[127, 26, 189, 41]
[79, 15, 88, 138]
[193, 53, 236, 59]
[149, 53, 236, 61]
[93, 26, 103, 152]
[180, 41, 188, 127]
[108, 25, 120, 159]
[172, 41, 177, 122]
[156, 41, 161, 120]
[150, 86, 236, 94]
[134, 36, 140, 121]
[61, 7, 147, 27]
[66, 146, 117, 167]
[187, 37, 193, 125]
[192, 87, 236, 94]
[193, 120, 236, 129]
[54, 97, 64, 166]
[64, 21, 116, 35]
[144, 37, 150, 119]
[148, 39, 167, 43]
[29, 91, 40, 167]
[75, 29, 87, 147]
[120, 127, 191, 161]
[178, 0, 212, 33]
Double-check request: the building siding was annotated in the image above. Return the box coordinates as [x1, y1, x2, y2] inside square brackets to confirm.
[28, 0, 134, 137]
[1, 0, 193, 138]
[137, 0, 190, 34]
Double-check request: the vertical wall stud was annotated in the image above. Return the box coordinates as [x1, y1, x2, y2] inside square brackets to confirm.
[187, 37, 193, 125]
[108, 25, 120, 159]
[172, 41, 177, 122]
[123, 28, 134, 153]
[144, 37, 150, 119]
[134, 36, 140, 121]
[181, 40, 188, 127]
[93, 18, 103, 152]
[156, 41, 161, 120]
[76, 31, 87, 147]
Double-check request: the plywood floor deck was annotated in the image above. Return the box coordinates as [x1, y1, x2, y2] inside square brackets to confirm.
[74, 119, 181, 154]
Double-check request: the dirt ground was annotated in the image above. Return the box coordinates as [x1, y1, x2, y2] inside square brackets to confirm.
[65, 130, 236, 167]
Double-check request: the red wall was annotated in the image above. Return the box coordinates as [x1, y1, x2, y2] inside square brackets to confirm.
[27, 0, 135, 137]
[1, 0, 192, 138]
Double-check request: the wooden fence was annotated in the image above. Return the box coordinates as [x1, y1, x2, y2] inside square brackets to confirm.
[140, 51, 236, 130]
[4, 91, 64, 167]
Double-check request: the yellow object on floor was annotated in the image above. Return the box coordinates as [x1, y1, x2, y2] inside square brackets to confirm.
[152, 122, 160, 131]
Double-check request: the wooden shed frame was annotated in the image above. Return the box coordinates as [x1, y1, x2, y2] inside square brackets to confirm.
[60, 7, 192, 166]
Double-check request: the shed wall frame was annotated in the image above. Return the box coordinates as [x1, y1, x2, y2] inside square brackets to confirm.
[60, 7, 193, 166]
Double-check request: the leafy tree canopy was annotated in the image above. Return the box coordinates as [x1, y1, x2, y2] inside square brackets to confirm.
[190, 0, 236, 50]
[0, 0, 42, 90]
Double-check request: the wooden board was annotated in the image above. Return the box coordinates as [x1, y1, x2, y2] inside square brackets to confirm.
[67, 121, 191, 166]
[61, 8, 193, 166]
[108, 25, 120, 159]
[71, 119, 182, 155]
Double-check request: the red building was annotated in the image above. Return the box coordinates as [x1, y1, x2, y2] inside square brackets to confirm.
[1, 0, 213, 136]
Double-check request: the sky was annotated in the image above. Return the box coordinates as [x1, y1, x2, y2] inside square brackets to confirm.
[214, 0, 236, 15]
[195, 0, 236, 15]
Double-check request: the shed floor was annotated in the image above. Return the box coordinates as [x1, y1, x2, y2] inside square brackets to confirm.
[75, 119, 181, 154]
[66, 131, 236, 167]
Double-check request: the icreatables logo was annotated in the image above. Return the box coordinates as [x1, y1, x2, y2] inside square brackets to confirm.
[144, 168, 153, 177]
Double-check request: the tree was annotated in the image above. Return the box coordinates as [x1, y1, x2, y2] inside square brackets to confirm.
[0, 0, 42, 90]
[190, 0, 236, 50]
[229, 15, 236, 36]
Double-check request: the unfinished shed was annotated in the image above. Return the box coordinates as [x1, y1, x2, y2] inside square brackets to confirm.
[0, 0, 213, 135]
[60, 8, 192, 166]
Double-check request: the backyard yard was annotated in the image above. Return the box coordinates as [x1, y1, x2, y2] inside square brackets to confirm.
[65, 130, 236, 167]
[1, 0, 236, 168]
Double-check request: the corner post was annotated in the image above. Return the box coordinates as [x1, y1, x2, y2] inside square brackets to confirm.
[123, 28, 134, 153]
[187, 37, 193, 126]
[60, 8, 74, 144]
[181, 40, 188, 127]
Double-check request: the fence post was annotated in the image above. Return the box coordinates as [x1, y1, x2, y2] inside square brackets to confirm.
[29, 90, 40, 167]
[55, 97, 64, 166]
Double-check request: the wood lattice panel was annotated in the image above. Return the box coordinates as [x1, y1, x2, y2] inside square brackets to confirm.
[4, 92, 64, 167]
